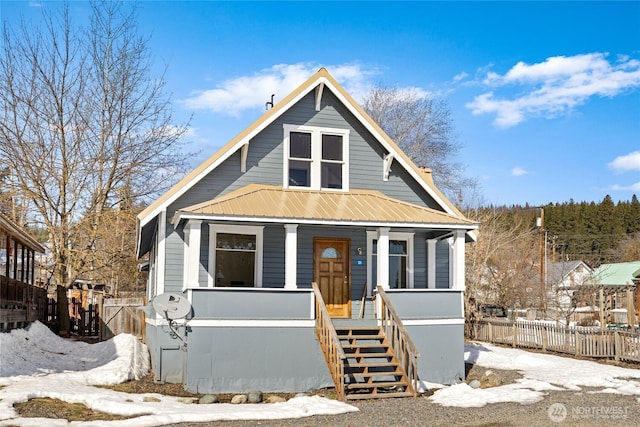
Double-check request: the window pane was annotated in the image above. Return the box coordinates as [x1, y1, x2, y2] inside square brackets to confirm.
[322, 134, 342, 161]
[289, 160, 311, 187]
[389, 240, 407, 255]
[321, 162, 342, 189]
[216, 233, 256, 250]
[290, 132, 311, 158]
[321, 247, 341, 258]
[215, 250, 255, 287]
[389, 256, 407, 289]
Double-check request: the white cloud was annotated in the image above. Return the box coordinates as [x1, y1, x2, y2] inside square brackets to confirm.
[608, 150, 640, 172]
[182, 63, 378, 116]
[466, 53, 640, 128]
[609, 182, 640, 191]
[511, 167, 529, 176]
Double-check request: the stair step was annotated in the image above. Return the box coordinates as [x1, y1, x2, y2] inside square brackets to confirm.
[346, 370, 402, 379]
[346, 380, 409, 390]
[339, 334, 384, 340]
[342, 342, 387, 349]
[346, 391, 414, 400]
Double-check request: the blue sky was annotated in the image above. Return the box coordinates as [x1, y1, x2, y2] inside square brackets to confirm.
[2, 1, 640, 207]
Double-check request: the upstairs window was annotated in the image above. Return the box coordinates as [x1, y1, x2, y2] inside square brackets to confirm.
[284, 124, 349, 190]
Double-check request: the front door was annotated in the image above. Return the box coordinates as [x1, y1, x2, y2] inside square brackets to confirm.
[314, 238, 351, 318]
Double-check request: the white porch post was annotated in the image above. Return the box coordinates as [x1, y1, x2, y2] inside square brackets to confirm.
[451, 229, 466, 291]
[427, 238, 437, 289]
[284, 224, 298, 289]
[377, 227, 390, 290]
[184, 219, 202, 290]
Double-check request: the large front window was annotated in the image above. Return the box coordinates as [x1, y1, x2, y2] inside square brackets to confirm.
[367, 231, 414, 290]
[208, 225, 263, 287]
[284, 124, 349, 190]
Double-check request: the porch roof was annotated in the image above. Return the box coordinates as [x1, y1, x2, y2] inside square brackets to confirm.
[173, 184, 478, 230]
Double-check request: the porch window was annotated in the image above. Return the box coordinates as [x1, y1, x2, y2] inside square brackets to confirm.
[367, 231, 414, 289]
[283, 124, 349, 191]
[208, 225, 263, 288]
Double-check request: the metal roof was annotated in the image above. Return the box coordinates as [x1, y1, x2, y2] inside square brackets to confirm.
[173, 184, 478, 229]
[587, 261, 640, 286]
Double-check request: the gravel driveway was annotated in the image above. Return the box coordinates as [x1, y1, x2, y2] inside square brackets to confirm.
[169, 360, 640, 427]
[170, 386, 639, 427]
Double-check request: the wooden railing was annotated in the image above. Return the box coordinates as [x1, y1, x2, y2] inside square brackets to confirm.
[475, 319, 640, 363]
[376, 286, 420, 396]
[311, 282, 346, 401]
[1, 276, 48, 331]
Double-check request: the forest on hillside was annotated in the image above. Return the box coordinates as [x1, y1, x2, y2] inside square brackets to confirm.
[494, 194, 640, 268]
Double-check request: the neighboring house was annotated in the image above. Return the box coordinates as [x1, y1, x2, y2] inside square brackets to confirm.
[585, 261, 640, 326]
[544, 260, 593, 321]
[0, 211, 47, 331]
[136, 68, 479, 399]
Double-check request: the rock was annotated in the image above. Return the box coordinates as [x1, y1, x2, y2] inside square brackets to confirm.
[199, 394, 219, 404]
[177, 397, 196, 404]
[143, 396, 161, 402]
[468, 379, 481, 389]
[231, 394, 247, 404]
[265, 395, 287, 403]
[247, 390, 263, 403]
[481, 371, 502, 388]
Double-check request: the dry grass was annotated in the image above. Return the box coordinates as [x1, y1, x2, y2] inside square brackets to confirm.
[14, 398, 140, 422]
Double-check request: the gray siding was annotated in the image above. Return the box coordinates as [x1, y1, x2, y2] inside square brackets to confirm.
[436, 239, 450, 289]
[185, 326, 332, 393]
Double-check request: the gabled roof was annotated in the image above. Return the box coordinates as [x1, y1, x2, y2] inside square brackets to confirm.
[173, 184, 478, 229]
[137, 68, 467, 229]
[587, 261, 640, 286]
[545, 260, 592, 284]
[0, 211, 46, 253]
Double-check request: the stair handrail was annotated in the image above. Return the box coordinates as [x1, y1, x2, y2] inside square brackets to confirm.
[376, 286, 420, 396]
[312, 282, 346, 401]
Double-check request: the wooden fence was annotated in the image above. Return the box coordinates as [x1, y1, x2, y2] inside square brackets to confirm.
[100, 297, 145, 341]
[474, 319, 640, 363]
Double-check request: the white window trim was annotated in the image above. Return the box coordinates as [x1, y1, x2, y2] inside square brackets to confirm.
[283, 124, 350, 191]
[366, 231, 414, 295]
[207, 224, 264, 288]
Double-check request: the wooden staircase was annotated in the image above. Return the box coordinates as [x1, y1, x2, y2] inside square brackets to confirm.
[336, 324, 414, 400]
[312, 283, 419, 401]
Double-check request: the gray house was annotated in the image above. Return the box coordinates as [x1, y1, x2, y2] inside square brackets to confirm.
[136, 68, 478, 400]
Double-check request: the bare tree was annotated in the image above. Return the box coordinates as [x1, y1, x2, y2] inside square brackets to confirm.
[0, 2, 191, 296]
[362, 85, 479, 205]
[464, 208, 540, 335]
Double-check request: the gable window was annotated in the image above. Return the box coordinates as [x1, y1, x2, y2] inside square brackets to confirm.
[367, 231, 414, 289]
[284, 124, 349, 190]
[208, 225, 263, 288]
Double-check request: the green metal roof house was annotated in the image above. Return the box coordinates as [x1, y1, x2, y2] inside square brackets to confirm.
[136, 68, 479, 400]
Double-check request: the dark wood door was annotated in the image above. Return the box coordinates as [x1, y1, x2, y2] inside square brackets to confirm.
[314, 238, 350, 318]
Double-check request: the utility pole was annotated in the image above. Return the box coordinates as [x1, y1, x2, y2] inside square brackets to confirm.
[536, 208, 545, 288]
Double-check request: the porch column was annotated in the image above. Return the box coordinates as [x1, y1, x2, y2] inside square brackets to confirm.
[183, 219, 202, 289]
[377, 227, 390, 289]
[284, 224, 298, 289]
[427, 238, 437, 289]
[450, 229, 466, 291]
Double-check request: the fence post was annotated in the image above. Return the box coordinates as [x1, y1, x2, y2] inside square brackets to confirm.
[488, 322, 493, 342]
[614, 330, 620, 362]
[542, 325, 548, 351]
[513, 322, 517, 348]
[575, 330, 581, 357]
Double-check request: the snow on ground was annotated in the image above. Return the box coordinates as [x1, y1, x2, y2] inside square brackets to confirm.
[0, 322, 357, 426]
[429, 342, 640, 407]
[1, 323, 639, 425]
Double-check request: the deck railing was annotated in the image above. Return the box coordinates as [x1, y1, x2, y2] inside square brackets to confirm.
[475, 319, 640, 363]
[0, 276, 48, 331]
[376, 286, 420, 396]
[311, 282, 346, 401]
